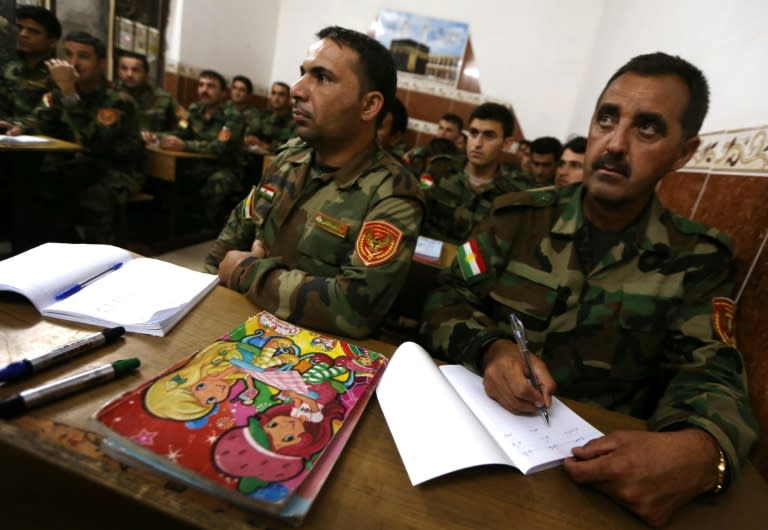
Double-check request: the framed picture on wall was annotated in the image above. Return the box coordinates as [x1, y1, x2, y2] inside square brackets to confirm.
[133, 21, 147, 55]
[374, 9, 470, 89]
[147, 26, 159, 60]
[116, 16, 134, 51]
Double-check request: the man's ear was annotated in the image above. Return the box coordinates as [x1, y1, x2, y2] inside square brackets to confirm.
[503, 136, 515, 151]
[672, 135, 700, 171]
[361, 91, 384, 123]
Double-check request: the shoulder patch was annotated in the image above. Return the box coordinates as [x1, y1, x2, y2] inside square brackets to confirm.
[218, 126, 231, 142]
[355, 220, 402, 266]
[712, 296, 736, 347]
[97, 108, 118, 126]
[668, 211, 733, 252]
[457, 240, 487, 280]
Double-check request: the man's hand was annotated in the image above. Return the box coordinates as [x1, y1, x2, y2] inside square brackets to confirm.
[217, 240, 267, 285]
[0, 120, 22, 136]
[563, 428, 722, 526]
[45, 58, 78, 95]
[159, 135, 185, 151]
[481, 338, 556, 414]
[141, 130, 158, 145]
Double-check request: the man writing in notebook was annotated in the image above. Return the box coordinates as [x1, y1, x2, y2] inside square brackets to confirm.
[421, 53, 757, 526]
[205, 26, 424, 339]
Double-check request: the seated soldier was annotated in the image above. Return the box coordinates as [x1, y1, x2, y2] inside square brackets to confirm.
[376, 96, 410, 160]
[159, 69, 244, 228]
[8, 32, 143, 243]
[420, 102, 525, 245]
[556, 135, 586, 188]
[514, 135, 562, 189]
[227, 75, 257, 115]
[204, 26, 424, 339]
[243, 80, 296, 153]
[116, 51, 183, 142]
[422, 52, 757, 526]
[403, 112, 464, 176]
[0, 5, 60, 124]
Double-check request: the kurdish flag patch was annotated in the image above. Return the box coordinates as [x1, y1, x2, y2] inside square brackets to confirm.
[458, 240, 487, 279]
[241, 187, 256, 218]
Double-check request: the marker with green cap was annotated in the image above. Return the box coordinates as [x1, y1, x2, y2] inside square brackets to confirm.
[0, 358, 140, 419]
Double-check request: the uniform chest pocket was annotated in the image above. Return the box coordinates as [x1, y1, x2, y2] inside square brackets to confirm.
[296, 220, 354, 265]
[618, 279, 683, 333]
[489, 259, 560, 333]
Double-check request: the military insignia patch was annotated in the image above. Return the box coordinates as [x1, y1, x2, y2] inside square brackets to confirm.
[457, 240, 487, 280]
[419, 174, 434, 190]
[355, 220, 402, 266]
[712, 296, 736, 346]
[258, 184, 276, 201]
[42, 92, 53, 108]
[314, 212, 349, 238]
[97, 108, 118, 126]
[241, 187, 256, 218]
[218, 126, 231, 142]
[179, 118, 189, 129]
[175, 107, 187, 119]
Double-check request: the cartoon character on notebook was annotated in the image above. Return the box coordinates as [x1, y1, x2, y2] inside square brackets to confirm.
[212, 375, 345, 498]
[144, 332, 300, 422]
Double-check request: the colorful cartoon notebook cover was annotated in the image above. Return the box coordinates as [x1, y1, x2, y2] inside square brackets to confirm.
[94, 311, 387, 524]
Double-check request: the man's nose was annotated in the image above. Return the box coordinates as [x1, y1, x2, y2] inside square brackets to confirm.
[606, 122, 630, 154]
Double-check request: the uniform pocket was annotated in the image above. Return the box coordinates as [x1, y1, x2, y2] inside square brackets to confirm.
[489, 259, 559, 332]
[296, 223, 352, 265]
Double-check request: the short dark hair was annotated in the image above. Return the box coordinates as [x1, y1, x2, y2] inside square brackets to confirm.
[200, 69, 227, 90]
[16, 5, 61, 40]
[531, 136, 563, 159]
[599, 52, 709, 140]
[440, 113, 464, 132]
[563, 135, 587, 154]
[389, 97, 408, 134]
[469, 102, 514, 137]
[272, 81, 290, 93]
[316, 25, 396, 127]
[118, 51, 148, 73]
[63, 31, 106, 59]
[519, 139, 531, 149]
[232, 75, 253, 94]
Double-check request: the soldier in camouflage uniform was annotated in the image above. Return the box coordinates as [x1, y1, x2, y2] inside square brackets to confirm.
[225, 75, 258, 117]
[12, 32, 142, 243]
[205, 26, 424, 339]
[0, 6, 60, 123]
[116, 51, 182, 136]
[421, 103, 527, 244]
[376, 96, 410, 161]
[243, 81, 296, 153]
[159, 69, 244, 227]
[511, 135, 563, 190]
[421, 53, 757, 526]
[402, 112, 463, 176]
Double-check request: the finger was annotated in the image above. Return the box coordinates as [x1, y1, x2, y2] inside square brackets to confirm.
[483, 368, 540, 414]
[562, 451, 618, 484]
[251, 240, 266, 258]
[570, 433, 618, 459]
[530, 358, 556, 409]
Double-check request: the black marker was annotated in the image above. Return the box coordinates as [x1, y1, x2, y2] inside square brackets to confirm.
[0, 326, 125, 385]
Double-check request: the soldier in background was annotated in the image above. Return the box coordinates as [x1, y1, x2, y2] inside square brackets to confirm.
[227, 74, 257, 115]
[116, 51, 183, 142]
[422, 52, 756, 526]
[159, 69, 244, 228]
[205, 25, 424, 339]
[515, 135, 562, 189]
[7, 32, 142, 243]
[0, 5, 60, 122]
[402, 112, 463, 177]
[420, 102, 524, 244]
[556, 135, 586, 188]
[243, 80, 296, 153]
[376, 96, 410, 160]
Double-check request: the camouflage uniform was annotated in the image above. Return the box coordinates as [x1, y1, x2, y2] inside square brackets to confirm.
[422, 184, 757, 482]
[20, 83, 143, 242]
[243, 108, 297, 152]
[512, 170, 553, 190]
[403, 139, 461, 178]
[166, 101, 244, 224]
[204, 137, 425, 339]
[121, 82, 182, 133]
[0, 54, 57, 120]
[422, 155, 528, 244]
[390, 140, 411, 160]
[225, 100, 258, 117]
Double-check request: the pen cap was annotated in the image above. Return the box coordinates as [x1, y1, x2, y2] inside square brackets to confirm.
[0, 394, 26, 419]
[103, 326, 126, 341]
[112, 358, 140, 376]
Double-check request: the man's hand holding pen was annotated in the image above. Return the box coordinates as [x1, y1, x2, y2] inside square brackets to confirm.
[481, 337, 556, 416]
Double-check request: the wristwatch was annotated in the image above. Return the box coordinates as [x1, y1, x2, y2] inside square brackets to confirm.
[712, 448, 727, 494]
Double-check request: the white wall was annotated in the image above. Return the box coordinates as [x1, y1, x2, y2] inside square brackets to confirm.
[165, 0, 281, 91]
[167, 0, 768, 139]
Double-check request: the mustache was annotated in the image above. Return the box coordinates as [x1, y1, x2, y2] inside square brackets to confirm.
[293, 105, 313, 119]
[592, 152, 631, 177]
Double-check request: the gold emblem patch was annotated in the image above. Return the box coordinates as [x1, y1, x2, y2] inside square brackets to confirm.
[712, 296, 736, 347]
[355, 220, 402, 266]
[97, 108, 118, 126]
[218, 127, 231, 142]
[314, 212, 349, 239]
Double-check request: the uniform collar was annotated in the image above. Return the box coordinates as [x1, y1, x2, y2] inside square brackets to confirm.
[285, 141, 381, 189]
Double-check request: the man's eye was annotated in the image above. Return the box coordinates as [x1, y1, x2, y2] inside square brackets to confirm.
[638, 122, 658, 137]
[597, 113, 614, 127]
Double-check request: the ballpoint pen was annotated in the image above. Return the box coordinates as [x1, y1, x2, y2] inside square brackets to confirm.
[0, 327, 125, 385]
[0, 358, 140, 419]
[509, 313, 550, 425]
[54, 262, 124, 300]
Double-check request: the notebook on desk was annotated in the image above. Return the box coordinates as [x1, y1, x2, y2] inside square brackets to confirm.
[0, 242, 218, 336]
[93, 311, 388, 525]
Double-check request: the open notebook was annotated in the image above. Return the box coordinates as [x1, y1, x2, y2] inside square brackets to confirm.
[377, 342, 603, 485]
[0, 243, 218, 336]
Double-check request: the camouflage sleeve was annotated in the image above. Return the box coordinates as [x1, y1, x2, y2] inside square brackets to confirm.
[223, 196, 423, 339]
[17, 92, 63, 136]
[403, 146, 428, 177]
[268, 120, 297, 151]
[648, 238, 758, 483]
[420, 220, 513, 370]
[91, 95, 143, 166]
[164, 97, 182, 132]
[184, 111, 244, 156]
[203, 193, 259, 274]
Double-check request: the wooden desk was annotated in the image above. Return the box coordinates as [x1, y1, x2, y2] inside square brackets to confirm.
[0, 136, 82, 255]
[1, 289, 767, 529]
